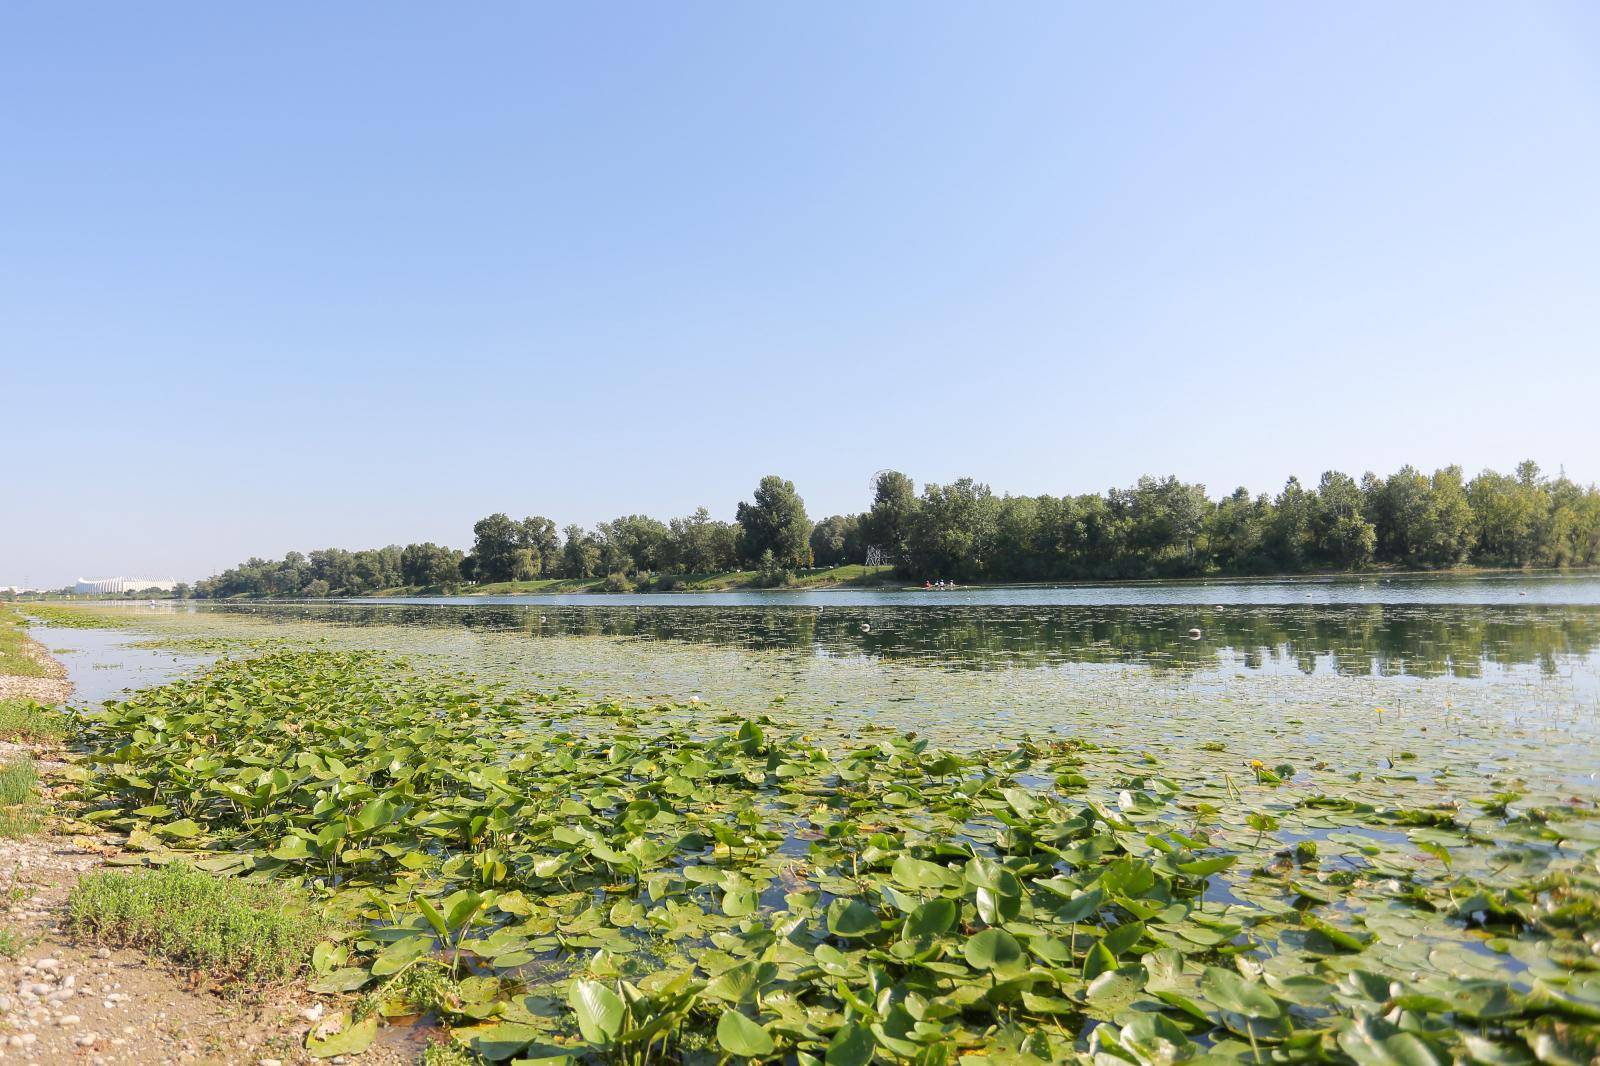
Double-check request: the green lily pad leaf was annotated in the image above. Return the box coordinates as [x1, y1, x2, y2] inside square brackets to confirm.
[964, 928, 1023, 972]
[716, 1009, 775, 1057]
[1201, 966, 1282, 1019]
[455, 1022, 557, 1062]
[305, 1012, 378, 1058]
[825, 1022, 875, 1066]
[1336, 1015, 1445, 1066]
[826, 898, 881, 939]
[270, 835, 313, 861]
[308, 967, 372, 993]
[903, 897, 957, 940]
[568, 980, 623, 1045]
[1175, 854, 1236, 877]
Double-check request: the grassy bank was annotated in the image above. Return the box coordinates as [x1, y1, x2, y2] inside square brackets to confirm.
[0, 609, 56, 677]
[41, 638, 1599, 1064]
[362, 562, 900, 597]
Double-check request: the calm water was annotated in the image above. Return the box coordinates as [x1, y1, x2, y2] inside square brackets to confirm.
[29, 624, 214, 705]
[49, 573, 1600, 812]
[165, 570, 1600, 689]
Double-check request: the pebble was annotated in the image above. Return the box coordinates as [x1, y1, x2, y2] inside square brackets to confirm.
[56, 1014, 80, 1026]
[75, 1033, 98, 1048]
[259, 1060, 283, 1066]
[300, 1003, 324, 1022]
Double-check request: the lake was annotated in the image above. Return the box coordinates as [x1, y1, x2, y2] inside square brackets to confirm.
[31, 571, 1600, 1058]
[66, 572, 1599, 792]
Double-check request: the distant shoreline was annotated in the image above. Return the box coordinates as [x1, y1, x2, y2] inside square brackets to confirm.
[25, 561, 1588, 604]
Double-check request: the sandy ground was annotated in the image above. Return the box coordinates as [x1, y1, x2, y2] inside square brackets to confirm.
[0, 629, 417, 1065]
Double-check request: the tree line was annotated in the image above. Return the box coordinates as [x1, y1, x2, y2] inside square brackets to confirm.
[191, 461, 1600, 597]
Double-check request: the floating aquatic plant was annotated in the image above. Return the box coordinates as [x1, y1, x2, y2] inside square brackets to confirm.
[57, 650, 1600, 1063]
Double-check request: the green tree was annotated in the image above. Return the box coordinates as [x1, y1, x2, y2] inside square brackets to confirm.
[1310, 471, 1376, 569]
[597, 515, 672, 575]
[472, 513, 522, 582]
[904, 478, 996, 580]
[518, 517, 562, 577]
[1263, 477, 1315, 571]
[1422, 466, 1475, 567]
[1206, 487, 1272, 573]
[864, 470, 918, 566]
[669, 508, 737, 573]
[1126, 475, 1209, 576]
[809, 514, 863, 568]
[401, 543, 464, 587]
[560, 524, 601, 578]
[735, 476, 812, 569]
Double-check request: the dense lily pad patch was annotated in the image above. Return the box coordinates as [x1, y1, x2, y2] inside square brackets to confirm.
[61, 651, 1600, 1064]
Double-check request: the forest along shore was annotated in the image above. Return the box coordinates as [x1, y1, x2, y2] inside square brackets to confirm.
[0, 609, 400, 1066]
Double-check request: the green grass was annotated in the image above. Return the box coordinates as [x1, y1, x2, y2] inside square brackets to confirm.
[0, 757, 38, 806]
[0, 609, 53, 678]
[671, 563, 898, 591]
[0, 699, 69, 743]
[67, 864, 326, 986]
[0, 927, 27, 958]
[14, 603, 135, 629]
[364, 564, 900, 597]
[0, 757, 43, 838]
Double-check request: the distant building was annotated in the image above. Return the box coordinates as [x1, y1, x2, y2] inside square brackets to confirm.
[74, 577, 178, 595]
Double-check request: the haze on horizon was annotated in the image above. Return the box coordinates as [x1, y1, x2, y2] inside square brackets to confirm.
[3, 3, 1599, 587]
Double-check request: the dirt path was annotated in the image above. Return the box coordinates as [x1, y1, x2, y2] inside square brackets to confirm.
[0, 627, 411, 1065]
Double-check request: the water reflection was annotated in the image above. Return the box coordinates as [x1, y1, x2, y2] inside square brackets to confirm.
[202, 602, 1600, 683]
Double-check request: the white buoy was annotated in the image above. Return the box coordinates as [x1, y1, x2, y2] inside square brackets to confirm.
[860, 622, 871, 632]
[1188, 628, 1202, 639]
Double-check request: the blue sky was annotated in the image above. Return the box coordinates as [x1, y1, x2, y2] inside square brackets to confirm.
[3, 3, 1599, 586]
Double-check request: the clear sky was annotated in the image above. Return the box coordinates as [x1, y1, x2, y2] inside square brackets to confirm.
[3, 3, 1599, 587]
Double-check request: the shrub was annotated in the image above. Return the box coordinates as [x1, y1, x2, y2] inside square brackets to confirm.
[596, 572, 635, 593]
[68, 864, 325, 985]
[753, 550, 793, 588]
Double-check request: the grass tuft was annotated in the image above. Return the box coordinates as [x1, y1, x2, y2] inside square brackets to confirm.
[0, 699, 69, 744]
[0, 757, 39, 807]
[68, 864, 325, 986]
[0, 757, 42, 838]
